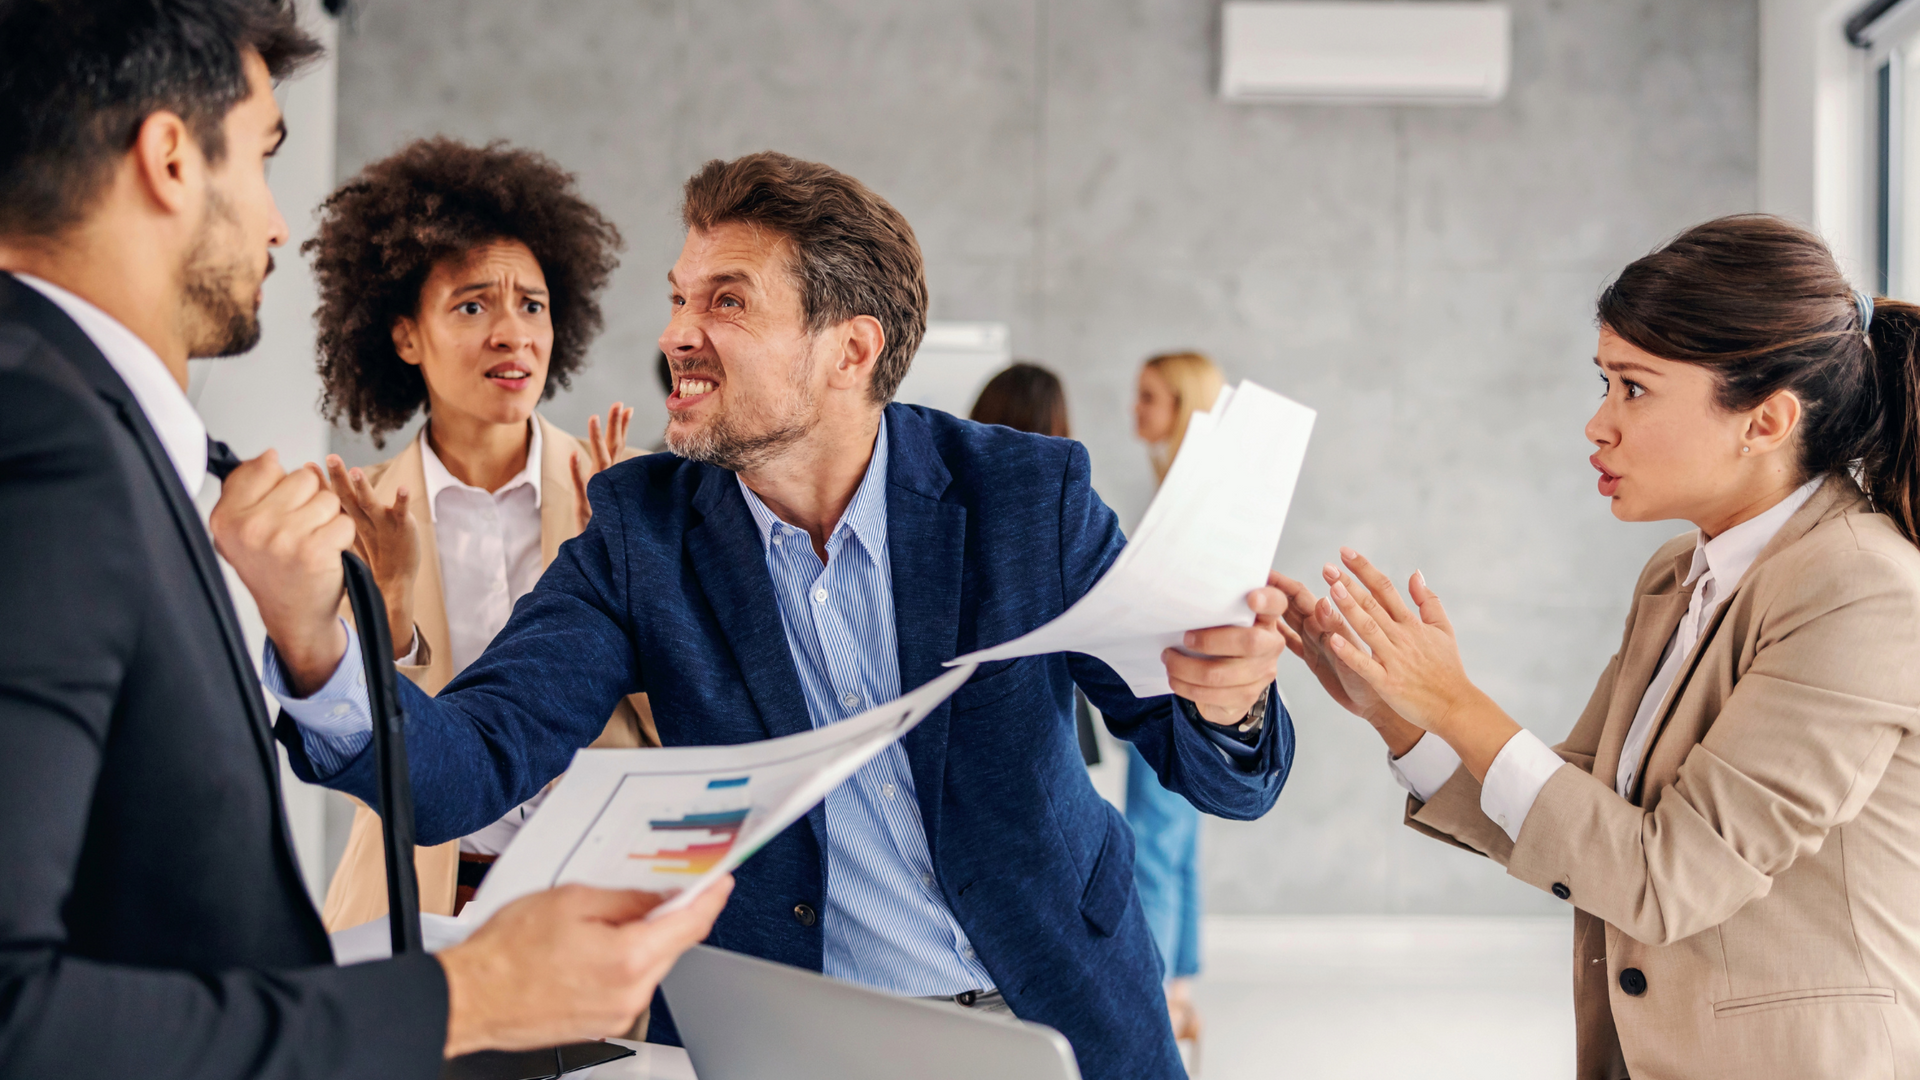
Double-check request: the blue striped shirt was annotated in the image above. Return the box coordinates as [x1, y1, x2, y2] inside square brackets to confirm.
[734, 423, 995, 996]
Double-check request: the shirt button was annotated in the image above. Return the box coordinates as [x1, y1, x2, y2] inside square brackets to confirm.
[1495, 814, 1510, 830]
[329, 703, 348, 718]
[841, 691, 861, 708]
[813, 587, 828, 604]
[922, 872, 936, 888]
[882, 783, 896, 799]
[961, 945, 975, 960]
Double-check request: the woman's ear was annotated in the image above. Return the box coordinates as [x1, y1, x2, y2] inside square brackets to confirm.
[392, 317, 422, 367]
[1744, 389, 1803, 454]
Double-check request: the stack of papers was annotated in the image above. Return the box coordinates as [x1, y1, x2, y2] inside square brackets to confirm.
[460, 662, 977, 926]
[951, 380, 1315, 696]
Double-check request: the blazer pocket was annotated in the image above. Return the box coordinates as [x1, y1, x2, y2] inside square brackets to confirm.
[1714, 986, 1897, 1018]
[1079, 806, 1136, 938]
[952, 658, 1041, 713]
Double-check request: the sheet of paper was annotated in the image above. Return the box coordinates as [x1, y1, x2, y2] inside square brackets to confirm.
[456, 662, 978, 926]
[949, 380, 1314, 697]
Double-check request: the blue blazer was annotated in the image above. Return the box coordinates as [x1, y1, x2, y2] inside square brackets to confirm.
[284, 404, 1293, 1080]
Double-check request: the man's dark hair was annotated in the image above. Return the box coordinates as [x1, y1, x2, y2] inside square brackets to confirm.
[681, 152, 928, 403]
[0, 0, 321, 238]
[306, 138, 624, 445]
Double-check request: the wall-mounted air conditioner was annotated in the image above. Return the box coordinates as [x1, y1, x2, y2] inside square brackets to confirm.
[1220, 1, 1511, 105]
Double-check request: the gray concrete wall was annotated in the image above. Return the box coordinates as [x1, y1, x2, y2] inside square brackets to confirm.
[332, 0, 1757, 914]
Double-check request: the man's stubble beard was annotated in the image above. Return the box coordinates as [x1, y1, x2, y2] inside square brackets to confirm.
[181, 185, 267, 359]
[665, 353, 820, 473]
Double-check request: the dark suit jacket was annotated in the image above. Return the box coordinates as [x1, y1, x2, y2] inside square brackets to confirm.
[285, 403, 1295, 1080]
[0, 274, 446, 1079]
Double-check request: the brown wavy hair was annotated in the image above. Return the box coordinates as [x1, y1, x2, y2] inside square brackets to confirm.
[305, 137, 623, 445]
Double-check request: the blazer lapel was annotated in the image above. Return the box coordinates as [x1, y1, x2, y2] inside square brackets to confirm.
[1593, 572, 1691, 791]
[883, 406, 966, 855]
[1626, 477, 1868, 800]
[1, 276, 277, 768]
[685, 467, 814, 741]
[536, 413, 575, 569]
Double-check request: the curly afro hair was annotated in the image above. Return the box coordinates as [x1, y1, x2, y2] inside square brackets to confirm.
[305, 138, 623, 445]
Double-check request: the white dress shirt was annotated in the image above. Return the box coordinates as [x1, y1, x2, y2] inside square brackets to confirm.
[15, 273, 206, 494]
[1390, 478, 1824, 842]
[415, 419, 548, 856]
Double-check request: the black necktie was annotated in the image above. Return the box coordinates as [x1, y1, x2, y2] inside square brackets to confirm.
[206, 436, 242, 482]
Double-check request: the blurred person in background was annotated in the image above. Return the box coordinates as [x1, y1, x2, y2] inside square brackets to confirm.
[1278, 216, 1920, 1079]
[969, 362, 1103, 770]
[1130, 350, 1227, 1063]
[305, 138, 656, 932]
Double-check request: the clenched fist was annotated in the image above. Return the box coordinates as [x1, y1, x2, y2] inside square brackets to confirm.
[208, 449, 356, 695]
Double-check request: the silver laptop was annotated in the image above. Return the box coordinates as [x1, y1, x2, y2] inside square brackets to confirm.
[662, 945, 1082, 1080]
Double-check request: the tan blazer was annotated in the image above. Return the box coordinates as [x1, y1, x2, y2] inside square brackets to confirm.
[320, 414, 657, 933]
[1406, 477, 1920, 1079]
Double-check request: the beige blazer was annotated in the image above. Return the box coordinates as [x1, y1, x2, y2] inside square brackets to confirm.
[320, 414, 656, 933]
[1406, 477, 1920, 1079]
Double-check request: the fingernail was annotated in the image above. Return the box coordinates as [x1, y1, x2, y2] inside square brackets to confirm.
[1322, 562, 1340, 580]
[1184, 631, 1197, 647]
[1331, 581, 1349, 600]
[1340, 546, 1358, 561]
[1413, 569, 1427, 590]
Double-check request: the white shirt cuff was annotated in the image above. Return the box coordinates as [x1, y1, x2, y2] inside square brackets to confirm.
[1478, 729, 1566, 843]
[1387, 732, 1463, 803]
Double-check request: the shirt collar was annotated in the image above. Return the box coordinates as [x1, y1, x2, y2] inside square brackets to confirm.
[418, 415, 543, 522]
[1685, 477, 1824, 592]
[737, 420, 890, 559]
[15, 273, 207, 495]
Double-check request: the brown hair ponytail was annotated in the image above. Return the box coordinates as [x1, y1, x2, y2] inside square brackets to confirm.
[1863, 299, 1920, 542]
[1597, 213, 1920, 545]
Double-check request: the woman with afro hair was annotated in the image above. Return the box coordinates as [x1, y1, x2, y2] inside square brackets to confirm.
[306, 137, 657, 934]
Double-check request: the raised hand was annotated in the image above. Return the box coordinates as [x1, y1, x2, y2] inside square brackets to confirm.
[1273, 569, 1426, 756]
[1319, 548, 1520, 777]
[570, 401, 634, 532]
[325, 454, 420, 659]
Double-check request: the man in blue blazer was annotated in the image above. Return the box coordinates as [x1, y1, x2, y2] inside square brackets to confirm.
[224, 152, 1294, 1080]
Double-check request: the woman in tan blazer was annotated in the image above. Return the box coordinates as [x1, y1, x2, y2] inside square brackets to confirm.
[300, 138, 658, 931]
[1277, 216, 1920, 1079]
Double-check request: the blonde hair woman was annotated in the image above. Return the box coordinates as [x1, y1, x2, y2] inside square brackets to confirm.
[1135, 351, 1225, 483]
[1130, 350, 1225, 1063]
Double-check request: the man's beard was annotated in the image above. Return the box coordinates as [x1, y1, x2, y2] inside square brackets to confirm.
[664, 360, 818, 473]
[181, 188, 266, 359]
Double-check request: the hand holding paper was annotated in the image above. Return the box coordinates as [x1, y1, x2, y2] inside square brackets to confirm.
[951, 380, 1315, 716]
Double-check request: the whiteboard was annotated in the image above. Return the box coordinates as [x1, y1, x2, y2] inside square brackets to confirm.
[891, 321, 1011, 418]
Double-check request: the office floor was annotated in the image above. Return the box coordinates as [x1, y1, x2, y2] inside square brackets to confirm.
[1188, 915, 1575, 1080]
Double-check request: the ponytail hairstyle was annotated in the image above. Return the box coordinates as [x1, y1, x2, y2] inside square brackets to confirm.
[1597, 214, 1920, 545]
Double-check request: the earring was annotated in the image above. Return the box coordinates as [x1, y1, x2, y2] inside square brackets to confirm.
[1742, 446, 1751, 454]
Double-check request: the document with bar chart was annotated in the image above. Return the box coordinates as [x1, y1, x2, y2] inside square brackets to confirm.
[457, 662, 978, 926]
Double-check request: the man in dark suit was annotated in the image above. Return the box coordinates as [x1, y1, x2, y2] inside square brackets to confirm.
[0, 3, 726, 1077]
[240, 152, 1297, 1080]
